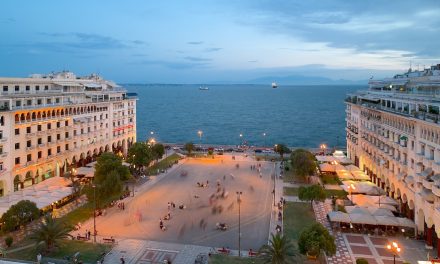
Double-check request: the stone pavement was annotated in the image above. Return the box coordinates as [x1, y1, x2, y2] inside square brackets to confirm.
[313, 200, 354, 264]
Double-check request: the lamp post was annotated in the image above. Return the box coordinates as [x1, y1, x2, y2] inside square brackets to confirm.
[92, 184, 97, 243]
[236, 191, 242, 257]
[263, 133, 266, 147]
[273, 154, 276, 206]
[239, 133, 243, 147]
[386, 241, 401, 264]
[320, 144, 327, 155]
[197, 130, 203, 151]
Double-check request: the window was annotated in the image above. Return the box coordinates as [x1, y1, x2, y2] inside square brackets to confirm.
[26, 100, 32, 105]
[15, 143, 19, 149]
[81, 129, 84, 134]
[47, 149, 52, 156]
[0, 145, 2, 154]
[57, 122, 60, 128]
[0, 162, 3, 171]
[65, 120, 68, 126]
[37, 138, 42, 145]
[47, 136, 51, 143]
[74, 130, 77, 136]
[27, 140, 31, 148]
[15, 128, 19, 135]
[27, 154, 31, 162]
[15, 85, 19, 91]
[26, 127, 31, 133]
[47, 123, 51, 129]
[55, 98, 60, 103]
[0, 131, 2, 139]
[35, 85, 40, 91]
[57, 134, 60, 140]
[57, 146, 61, 153]
[26, 85, 30, 91]
[3, 86, 8, 92]
[15, 101, 21, 107]
[37, 125, 41, 131]
[44, 85, 49, 90]
[15, 157, 20, 165]
[38, 151, 42, 159]
[47, 99, 51, 104]
[65, 144, 69, 151]
[65, 132, 69, 138]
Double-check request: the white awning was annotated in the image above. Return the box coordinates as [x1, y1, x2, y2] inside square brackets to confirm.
[328, 211, 351, 223]
[420, 188, 435, 203]
[420, 168, 433, 178]
[53, 81, 82, 86]
[404, 175, 414, 185]
[374, 215, 400, 226]
[82, 82, 102, 88]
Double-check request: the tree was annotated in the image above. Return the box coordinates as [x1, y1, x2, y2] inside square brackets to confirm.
[259, 233, 297, 264]
[184, 142, 195, 155]
[30, 214, 72, 252]
[127, 142, 153, 174]
[89, 153, 131, 205]
[1, 200, 40, 232]
[356, 259, 369, 264]
[4, 236, 13, 248]
[298, 185, 326, 205]
[151, 143, 165, 161]
[290, 149, 316, 180]
[274, 144, 291, 159]
[298, 223, 336, 256]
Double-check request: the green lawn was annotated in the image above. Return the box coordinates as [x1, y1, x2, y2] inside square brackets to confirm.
[209, 254, 265, 264]
[146, 153, 181, 175]
[324, 189, 347, 199]
[283, 202, 316, 242]
[6, 240, 111, 263]
[283, 187, 299, 196]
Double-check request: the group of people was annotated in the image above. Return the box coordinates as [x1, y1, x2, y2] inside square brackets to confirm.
[196, 181, 209, 188]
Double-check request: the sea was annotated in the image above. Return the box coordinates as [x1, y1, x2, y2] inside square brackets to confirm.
[125, 84, 365, 148]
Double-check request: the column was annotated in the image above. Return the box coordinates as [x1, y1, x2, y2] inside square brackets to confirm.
[427, 227, 433, 248]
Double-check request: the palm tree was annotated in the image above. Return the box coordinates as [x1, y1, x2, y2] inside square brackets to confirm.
[259, 233, 296, 264]
[30, 214, 72, 252]
[184, 142, 195, 155]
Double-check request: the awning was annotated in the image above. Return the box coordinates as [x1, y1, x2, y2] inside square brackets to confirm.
[367, 207, 394, 217]
[397, 217, 416, 228]
[316, 156, 337, 163]
[82, 82, 102, 88]
[432, 174, 440, 185]
[349, 213, 377, 225]
[53, 81, 82, 86]
[374, 215, 400, 226]
[346, 206, 370, 215]
[328, 211, 351, 223]
[320, 163, 335, 172]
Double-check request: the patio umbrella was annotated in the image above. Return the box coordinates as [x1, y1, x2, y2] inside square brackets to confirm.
[319, 163, 335, 172]
[328, 211, 351, 223]
[345, 206, 371, 215]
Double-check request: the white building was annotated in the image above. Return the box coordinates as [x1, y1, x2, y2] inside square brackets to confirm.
[346, 64, 440, 255]
[0, 71, 136, 196]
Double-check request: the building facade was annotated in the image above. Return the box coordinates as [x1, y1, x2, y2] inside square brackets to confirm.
[346, 64, 440, 254]
[0, 71, 136, 196]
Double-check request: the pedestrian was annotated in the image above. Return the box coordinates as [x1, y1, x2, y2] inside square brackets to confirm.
[167, 202, 171, 210]
[120, 256, 125, 264]
[85, 230, 88, 239]
[88, 230, 91, 240]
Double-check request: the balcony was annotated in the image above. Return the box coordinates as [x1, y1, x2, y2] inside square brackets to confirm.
[423, 179, 433, 190]
[432, 185, 440, 197]
[26, 146, 34, 151]
[37, 143, 45, 148]
[0, 137, 7, 142]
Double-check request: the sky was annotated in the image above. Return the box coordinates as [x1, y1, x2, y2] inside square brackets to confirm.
[1, 0, 440, 83]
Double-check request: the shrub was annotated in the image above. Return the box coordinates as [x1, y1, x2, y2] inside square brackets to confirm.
[298, 223, 336, 256]
[1, 200, 40, 232]
[5, 236, 13, 247]
[356, 258, 369, 264]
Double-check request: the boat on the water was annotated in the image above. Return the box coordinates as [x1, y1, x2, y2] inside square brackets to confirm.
[199, 86, 209, 90]
[272, 82, 278, 88]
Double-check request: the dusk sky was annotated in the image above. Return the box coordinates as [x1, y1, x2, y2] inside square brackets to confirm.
[1, 0, 439, 83]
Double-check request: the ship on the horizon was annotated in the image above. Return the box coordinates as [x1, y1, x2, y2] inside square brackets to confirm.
[272, 82, 278, 88]
[199, 86, 209, 90]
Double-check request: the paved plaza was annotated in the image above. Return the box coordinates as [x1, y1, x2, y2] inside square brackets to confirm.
[78, 155, 274, 252]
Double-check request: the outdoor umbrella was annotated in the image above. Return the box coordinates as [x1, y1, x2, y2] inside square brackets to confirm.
[349, 213, 377, 225]
[345, 206, 371, 215]
[397, 217, 416, 228]
[328, 211, 351, 223]
[367, 207, 394, 216]
[374, 215, 400, 226]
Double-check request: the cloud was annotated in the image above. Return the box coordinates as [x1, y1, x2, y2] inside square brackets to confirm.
[187, 41, 204, 45]
[132, 40, 148, 45]
[233, 0, 440, 57]
[204, 47, 222, 52]
[184, 56, 212, 62]
[138, 59, 210, 69]
[248, 60, 258, 63]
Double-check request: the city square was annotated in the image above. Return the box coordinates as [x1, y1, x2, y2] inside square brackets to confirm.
[77, 154, 275, 251]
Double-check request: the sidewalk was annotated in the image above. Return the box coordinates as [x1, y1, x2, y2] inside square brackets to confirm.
[268, 162, 284, 242]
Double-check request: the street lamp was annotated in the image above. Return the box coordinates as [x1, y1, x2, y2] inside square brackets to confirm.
[92, 184, 97, 243]
[320, 144, 327, 155]
[263, 133, 266, 147]
[239, 133, 243, 147]
[197, 130, 203, 150]
[236, 191, 242, 257]
[386, 241, 401, 264]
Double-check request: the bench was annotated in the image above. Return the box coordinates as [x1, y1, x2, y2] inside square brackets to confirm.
[102, 238, 115, 244]
[76, 236, 88, 241]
